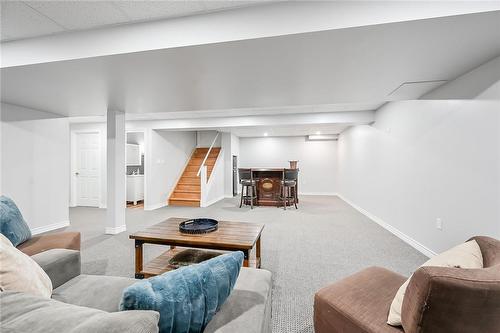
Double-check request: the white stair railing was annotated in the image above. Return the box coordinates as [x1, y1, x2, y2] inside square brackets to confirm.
[197, 131, 220, 180]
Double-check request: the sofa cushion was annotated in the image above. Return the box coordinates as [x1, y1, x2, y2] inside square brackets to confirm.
[205, 267, 272, 333]
[0, 195, 31, 247]
[314, 266, 405, 333]
[0, 234, 52, 298]
[388, 240, 483, 326]
[120, 251, 243, 333]
[0, 291, 159, 333]
[31, 249, 81, 289]
[53, 269, 273, 333]
[53, 274, 136, 312]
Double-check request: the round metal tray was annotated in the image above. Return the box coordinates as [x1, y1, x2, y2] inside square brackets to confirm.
[179, 218, 219, 234]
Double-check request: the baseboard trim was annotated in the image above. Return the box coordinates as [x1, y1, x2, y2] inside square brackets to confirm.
[105, 225, 127, 235]
[337, 193, 436, 258]
[203, 196, 225, 207]
[144, 202, 166, 211]
[300, 192, 339, 196]
[31, 220, 70, 235]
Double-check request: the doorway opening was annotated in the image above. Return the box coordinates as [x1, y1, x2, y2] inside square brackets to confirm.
[126, 131, 145, 210]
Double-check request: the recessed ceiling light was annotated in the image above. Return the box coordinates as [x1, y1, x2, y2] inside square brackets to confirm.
[264, 133, 268, 137]
[307, 134, 338, 141]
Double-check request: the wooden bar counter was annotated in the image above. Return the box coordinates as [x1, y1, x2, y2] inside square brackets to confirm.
[246, 168, 299, 207]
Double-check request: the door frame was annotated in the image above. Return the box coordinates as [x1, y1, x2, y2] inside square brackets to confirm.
[232, 155, 238, 197]
[70, 130, 103, 208]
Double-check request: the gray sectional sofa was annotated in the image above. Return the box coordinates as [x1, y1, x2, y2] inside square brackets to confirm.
[1, 247, 273, 333]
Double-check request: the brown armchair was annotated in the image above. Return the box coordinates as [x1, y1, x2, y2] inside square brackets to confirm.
[314, 236, 500, 333]
[17, 231, 81, 256]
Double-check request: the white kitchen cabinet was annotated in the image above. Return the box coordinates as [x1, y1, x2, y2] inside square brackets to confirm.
[127, 175, 144, 205]
[126, 144, 141, 166]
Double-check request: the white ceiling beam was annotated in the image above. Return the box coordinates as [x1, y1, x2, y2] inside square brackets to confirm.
[3, 1, 500, 68]
[122, 102, 383, 121]
[125, 111, 375, 131]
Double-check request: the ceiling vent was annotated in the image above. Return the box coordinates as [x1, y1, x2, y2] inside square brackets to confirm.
[388, 80, 447, 100]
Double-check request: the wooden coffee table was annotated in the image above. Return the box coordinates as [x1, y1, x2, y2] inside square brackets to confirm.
[129, 217, 264, 279]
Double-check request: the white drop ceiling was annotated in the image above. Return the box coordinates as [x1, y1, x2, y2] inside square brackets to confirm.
[1, 2, 500, 137]
[0, 0, 271, 42]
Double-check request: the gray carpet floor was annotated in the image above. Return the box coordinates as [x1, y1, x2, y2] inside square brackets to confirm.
[65, 195, 426, 333]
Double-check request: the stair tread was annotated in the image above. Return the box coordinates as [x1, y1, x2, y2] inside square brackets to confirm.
[169, 197, 200, 202]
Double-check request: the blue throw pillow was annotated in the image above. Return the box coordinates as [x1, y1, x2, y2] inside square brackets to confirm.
[120, 251, 244, 333]
[0, 196, 32, 247]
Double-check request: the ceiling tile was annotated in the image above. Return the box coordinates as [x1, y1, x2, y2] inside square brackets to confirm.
[26, 1, 129, 30]
[1, 0, 272, 42]
[112, 1, 206, 21]
[0, 1, 63, 41]
[202, 1, 235, 11]
[203, 0, 271, 12]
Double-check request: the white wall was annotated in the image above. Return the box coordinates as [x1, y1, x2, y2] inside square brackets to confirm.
[197, 130, 221, 148]
[147, 130, 196, 209]
[337, 100, 500, 255]
[222, 132, 240, 197]
[127, 132, 144, 146]
[239, 136, 337, 195]
[1, 103, 70, 234]
[201, 149, 225, 207]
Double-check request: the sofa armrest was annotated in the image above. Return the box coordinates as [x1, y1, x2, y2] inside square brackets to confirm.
[314, 266, 405, 333]
[401, 265, 500, 333]
[17, 232, 81, 256]
[31, 249, 81, 289]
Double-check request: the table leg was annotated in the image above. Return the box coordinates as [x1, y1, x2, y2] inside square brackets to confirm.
[243, 249, 250, 268]
[135, 240, 144, 279]
[256, 236, 261, 268]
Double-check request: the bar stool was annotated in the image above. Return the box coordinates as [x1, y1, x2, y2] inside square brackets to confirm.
[239, 168, 257, 209]
[279, 168, 298, 210]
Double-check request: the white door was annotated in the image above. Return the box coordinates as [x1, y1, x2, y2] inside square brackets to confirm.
[75, 132, 100, 207]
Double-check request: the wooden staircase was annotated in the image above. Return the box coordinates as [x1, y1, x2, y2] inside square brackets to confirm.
[168, 147, 221, 207]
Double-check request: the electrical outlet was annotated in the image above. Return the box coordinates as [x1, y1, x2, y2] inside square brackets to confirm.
[436, 218, 443, 231]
